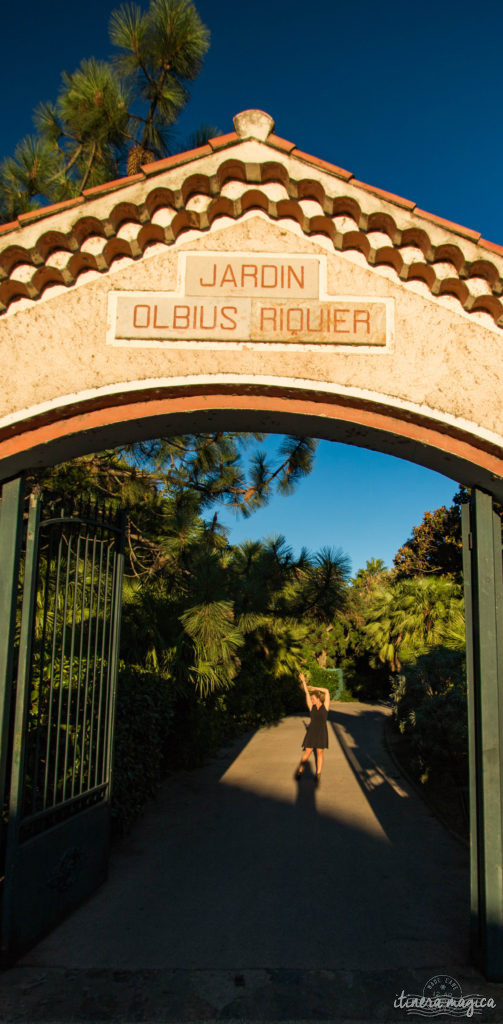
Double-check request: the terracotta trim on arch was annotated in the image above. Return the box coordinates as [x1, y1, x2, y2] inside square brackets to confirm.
[1, 383, 502, 460]
[1, 388, 503, 484]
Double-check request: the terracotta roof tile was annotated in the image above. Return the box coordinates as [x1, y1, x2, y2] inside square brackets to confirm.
[208, 132, 238, 150]
[267, 134, 296, 153]
[292, 149, 353, 181]
[18, 197, 85, 226]
[479, 238, 503, 257]
[352, 180, 416, 211]
[142, 144, 212, 175]
[415, 208, 481, 243]
[0, 219, 20, 236]
[1, 127, 503, 328]
[82, 174, 144, 198]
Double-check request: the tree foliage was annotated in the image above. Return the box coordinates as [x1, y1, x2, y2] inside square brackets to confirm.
[393, 500, 462, 582]
[0, 0, 212, 220]
[30, 433, 321, 702]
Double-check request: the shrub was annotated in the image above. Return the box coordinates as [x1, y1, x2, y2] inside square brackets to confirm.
[166, 690, 234, 769]
[111, 664, 176, 835]
[391, 646, 467, 787]
[306, 658, 346, 698]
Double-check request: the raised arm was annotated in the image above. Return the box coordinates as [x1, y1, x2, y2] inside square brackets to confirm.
[320, 687, 331, 711]
[299, 672, 313, 710]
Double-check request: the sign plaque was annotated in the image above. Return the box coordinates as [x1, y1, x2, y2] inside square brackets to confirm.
[107, 252, 393, 349]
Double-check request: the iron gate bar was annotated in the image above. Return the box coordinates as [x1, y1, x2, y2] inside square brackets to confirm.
[18, 783, 108, 833]
[61, 528, 81, 804]
[52, 527, 73, 805]
[43, 521, 64, 810]
[88, 527, 105, 789]
[0, 477, 25, 837]
[94, 538, 112, 788]
[80, 531, 97, 795]
[72, 528, 89, 800]
[11, 507, 125, 826]
[106, 510, 125, 793]
[31, 521, 54, 815]
[103, 545, 119, 786]
[29, 515, 124, 815]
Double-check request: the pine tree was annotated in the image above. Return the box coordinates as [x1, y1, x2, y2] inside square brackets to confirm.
[0, 0, 211, 220]
[110, 0, 210, 168]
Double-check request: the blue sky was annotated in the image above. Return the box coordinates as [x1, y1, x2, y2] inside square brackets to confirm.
[2, 0, 495, 571]
[216, 438, 458, 575]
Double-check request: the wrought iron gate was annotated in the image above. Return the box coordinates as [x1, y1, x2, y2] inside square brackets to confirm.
[0, 482, 124, 965]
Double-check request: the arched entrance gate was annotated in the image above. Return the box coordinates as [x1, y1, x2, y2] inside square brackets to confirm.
[1, 110, 502, 978]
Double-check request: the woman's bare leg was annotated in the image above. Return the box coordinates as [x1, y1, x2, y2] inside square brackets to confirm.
[296, 748, 313, 775]
[316, 749, 324, 776]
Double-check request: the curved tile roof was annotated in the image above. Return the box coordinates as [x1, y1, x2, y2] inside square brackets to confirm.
[1, 110, 503, 326]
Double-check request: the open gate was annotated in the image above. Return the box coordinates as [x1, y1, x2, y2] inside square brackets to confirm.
[0, 479, 124, 965]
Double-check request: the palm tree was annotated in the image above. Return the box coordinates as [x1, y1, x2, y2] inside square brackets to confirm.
[365, 575, 463, 672]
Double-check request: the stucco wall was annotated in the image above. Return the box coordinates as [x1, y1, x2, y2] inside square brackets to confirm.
[1, 213, 501, 441]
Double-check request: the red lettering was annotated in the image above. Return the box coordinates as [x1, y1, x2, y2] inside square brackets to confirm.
[261, 264, 278, 288]
[354, 309, 370, 333]
[153, 304, 170, 329]
[260, 307, 277, 330]
[220, 264, 238, 287]
[287, 308, 303, 332]
[173, 305, 190, 329]
[221, 306, 238, 329]
[241, 264, 258, 287]
[288, 265, 305, 290]
[133, 304, 150, 328]
[333, 308, 350, 333]
[199, 264, 216, 287]
[306, 308, 324, 332]
[200, 305, 217, 329]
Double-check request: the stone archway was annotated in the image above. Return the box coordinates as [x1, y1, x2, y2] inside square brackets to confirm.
[1, 109, 503, 978]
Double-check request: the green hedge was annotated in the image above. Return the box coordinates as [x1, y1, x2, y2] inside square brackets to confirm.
[391, 646, 467, 788]
[166, 668, 304, 770]
[306, 660, 345, 698]
[111, 664, 307, 833]
[111, 664, 176, 835]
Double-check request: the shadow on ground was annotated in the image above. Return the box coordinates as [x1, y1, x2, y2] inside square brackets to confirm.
[0, 702, 499, 1023]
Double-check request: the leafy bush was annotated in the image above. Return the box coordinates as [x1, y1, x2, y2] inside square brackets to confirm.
[342, 656, 391, 701]
[226, 665, 304, 729]
[111, 664, 176, 835]
[336, 687, 356, 702]
[391, 646, 467, 787]
[166, 665, 304, 770]
[306, 659, 345, 698]
[166, 690, 234, 770]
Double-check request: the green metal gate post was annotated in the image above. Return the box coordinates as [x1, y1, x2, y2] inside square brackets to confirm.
[0, 477, 25, 835]
[462, 488, 503, 980]
[1, 494, 40, 960]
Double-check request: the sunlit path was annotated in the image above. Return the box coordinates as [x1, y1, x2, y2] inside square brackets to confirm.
[4, 701, 497, 1021]
[17, 702, 468, 973]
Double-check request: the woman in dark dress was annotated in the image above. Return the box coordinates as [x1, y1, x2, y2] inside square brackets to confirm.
[295, 672, 330, 785]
